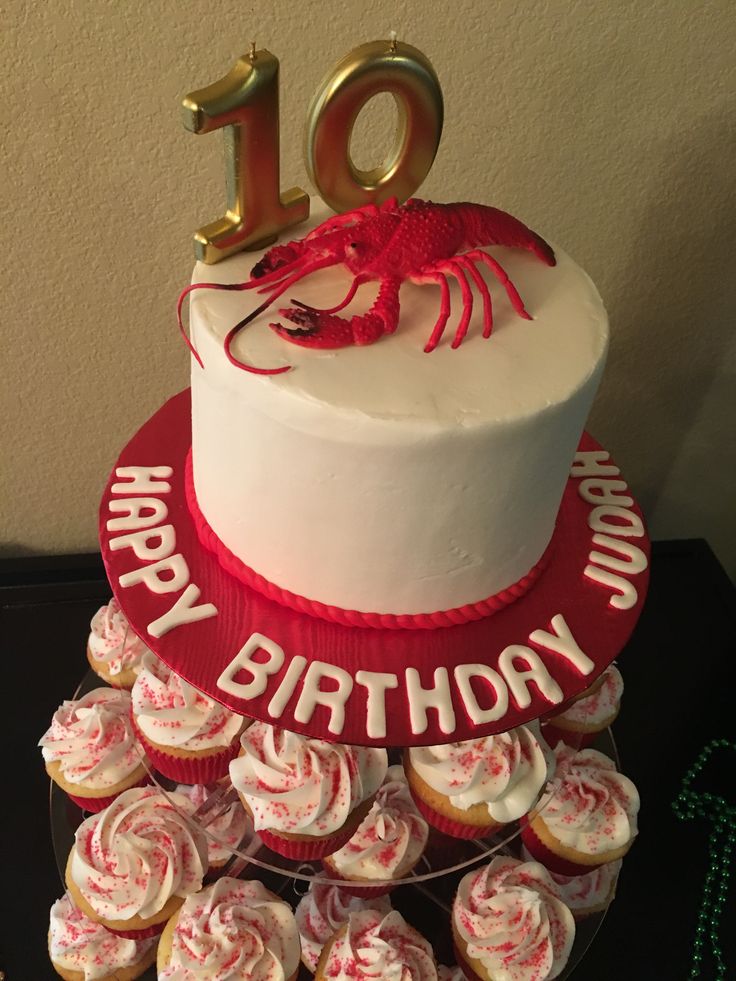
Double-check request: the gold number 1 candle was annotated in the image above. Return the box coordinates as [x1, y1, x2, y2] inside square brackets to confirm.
[305, 39, 444, 213]
[182, 48, 309, 264]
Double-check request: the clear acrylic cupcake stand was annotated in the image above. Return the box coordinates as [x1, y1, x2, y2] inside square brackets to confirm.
[50, 668, 617, 978]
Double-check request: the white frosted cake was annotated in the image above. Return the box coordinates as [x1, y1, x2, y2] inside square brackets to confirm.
[188, 202, 608, 618]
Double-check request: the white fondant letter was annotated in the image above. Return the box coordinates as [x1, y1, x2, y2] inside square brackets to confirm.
[584, 564, 638, 610]
[355, 671, 399, 739]
[118, 554, 189, 594]
[107, 498, 169, 532]
[529, 614, 595, 676]
[147, 583, 218, 638]
[454, 664, 509, 724]
[589, 505, 645, 538]
[267, 656, 307, 718]
[109, 524, 176, 562]
[216, 633, 284, 700]
[294, 661, 354, 735]
[405, 667, 456, 736]
[570, 451, 620, 478]
[498, 645, 564, 709]
[579, 479, 633, 508]
[112, 465, 173, 495]
[589, 534, 648, 575]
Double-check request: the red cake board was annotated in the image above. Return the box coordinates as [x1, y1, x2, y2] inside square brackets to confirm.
[99, 390, 650, 748]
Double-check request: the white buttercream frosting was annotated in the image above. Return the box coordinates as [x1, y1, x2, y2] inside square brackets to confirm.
[176, 784, 248, 864]
[539, 745, 639, 856]
[230, 723, 387, 837]
[40, 687, 144, 789]
[408, 725, 552, 823]
[70, 785, 208, 921]
[190, 200, 608, 616]
[453, 856, 575, 981]
[323, 908, 437, 981]
[552, 665, 623, 727]
[132, 651, 244, 750]
[295, 884, 392, 972]
[521, 845, 620, 914]
[159, 877, 300, 981]
[88, 598, 150, 676]
[327, 765, 428, 880]
[49, 894, 156, 980]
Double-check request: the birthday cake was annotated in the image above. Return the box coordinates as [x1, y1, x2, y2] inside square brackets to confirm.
[186, 199, 608, 621]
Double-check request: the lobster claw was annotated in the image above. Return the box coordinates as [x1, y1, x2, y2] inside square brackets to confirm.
[270, 307, 382, 348]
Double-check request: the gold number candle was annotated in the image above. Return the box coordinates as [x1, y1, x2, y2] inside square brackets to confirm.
[305, 39, 443, 213]
[182, 48, 309, 264]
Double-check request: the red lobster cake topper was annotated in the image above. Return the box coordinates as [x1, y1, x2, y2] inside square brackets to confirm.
[177, 198, 555, 375]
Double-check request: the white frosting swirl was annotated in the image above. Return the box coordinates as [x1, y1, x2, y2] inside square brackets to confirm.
[176, 784, 248, 864]
[40, 687, 143, 789]
[539, 745, 639, 856]
[324, 908, 437, 981]
[132, 651, 245, 750]
[453, 856, 575, 981]
[159, 877, 300, 981]
[88, 598, 150, 676]
[295, 885, 392, 971]
[70, 785, 208, 921]
[327, 765, 428, 880]
[552, 665, 623, 727]
[408, 725, 551, 823]
[521, 845, 620, 913]
[230, 723, 387, 836]
[49, 894, 156, 980]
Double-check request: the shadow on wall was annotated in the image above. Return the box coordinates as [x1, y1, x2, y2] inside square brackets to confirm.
[589, 109, 736, 580]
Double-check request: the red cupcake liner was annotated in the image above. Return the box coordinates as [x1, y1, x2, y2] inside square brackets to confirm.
[104, 920, 165, 940]
[519, 818, 603, 877]
[540, 723, 597, 750]
[410, 790, 498, 841]
[257, 821, 358, 861]
[66, 775, 152, 814]
[131, 715, 240, 783]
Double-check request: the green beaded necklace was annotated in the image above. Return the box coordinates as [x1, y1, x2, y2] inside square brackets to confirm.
[672, 739, 736, 980]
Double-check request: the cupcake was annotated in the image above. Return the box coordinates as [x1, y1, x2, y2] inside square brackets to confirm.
[452, 856, 575, 981]
[131, 651, 249, 783]
[322, 764, 429, 894]
[40, 687, 149, 812]
[229, 722, 387, 860]
[520, 845, 621, 918]
[404, 725, 552, 839]
[315, 908, 437, 981]
[48, 894, 157, 981]
[521, 744, 639, 876]
[157, 877, 300, 980]
[176, 783, 248, 869]
[295, 884, 392, 973]
[65, 785, 209, 938]
[87, 598, 151, 689]
[542, 664, 623, 748]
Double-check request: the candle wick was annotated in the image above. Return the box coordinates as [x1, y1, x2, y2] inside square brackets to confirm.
[389, 30, 398, 53]
[249, 41, 257, 62]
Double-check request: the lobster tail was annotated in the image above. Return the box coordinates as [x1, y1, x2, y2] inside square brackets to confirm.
[453, 203, 556, 267]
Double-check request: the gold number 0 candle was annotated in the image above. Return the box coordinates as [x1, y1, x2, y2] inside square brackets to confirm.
[305, 39, 444, 213]
[182, 48, 309, 264]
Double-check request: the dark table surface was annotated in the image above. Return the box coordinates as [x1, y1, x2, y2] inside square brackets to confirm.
[2, 541, 735, 980]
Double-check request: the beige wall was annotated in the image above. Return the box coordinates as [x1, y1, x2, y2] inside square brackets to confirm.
[2, 1, 735, 578]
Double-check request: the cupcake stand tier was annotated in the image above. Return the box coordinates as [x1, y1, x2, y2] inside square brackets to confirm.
[50, 671, 621, 979]
[99, 388, 650, 748]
